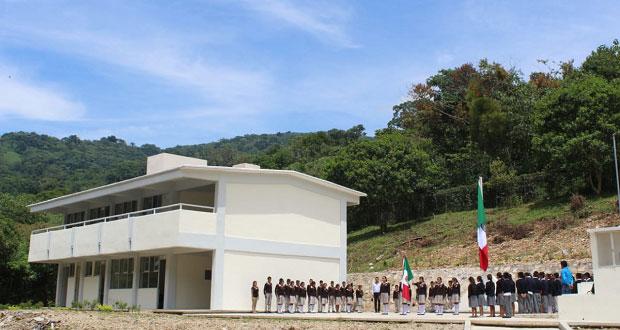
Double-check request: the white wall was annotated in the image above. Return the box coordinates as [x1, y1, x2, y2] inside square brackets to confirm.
[221, 250, 339, 310]
[50, 229, 73, 260]
[108, 289, 132, 306]
[66, 275, 76, 305]
[175, 253, 212, 309]
[100, 219, 130, 254]
[146, 153, 207, 175]
[28, 232, 48, 261]
[137, 289, 158, 310]
[74, 225, 100, 257]
[225, 183, 341, 247]
[82, 276, 100, 302]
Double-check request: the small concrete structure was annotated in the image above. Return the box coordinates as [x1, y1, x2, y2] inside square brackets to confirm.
[27, 153, 365, 311]
[558, 226, 620, 322]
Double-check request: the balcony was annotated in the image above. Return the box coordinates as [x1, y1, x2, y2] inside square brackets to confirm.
[29, 203, 217, 262]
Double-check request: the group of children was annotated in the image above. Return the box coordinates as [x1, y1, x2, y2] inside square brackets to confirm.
[253, 277, 365, 314]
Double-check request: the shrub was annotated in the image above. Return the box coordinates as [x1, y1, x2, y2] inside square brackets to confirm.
[88, 299, 99, 310]
[97, 304, 114, 312]
[83, 300, 90, 310]
[0, 304, 8, 310]
[570, 194, 586, 212]
[129, 304, 141, 313]
[114, 301, 128, 311]
[19, 300, 33, 309]
[33, 301, 44, 309]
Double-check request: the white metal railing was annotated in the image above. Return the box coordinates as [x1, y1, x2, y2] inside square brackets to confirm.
[31, 203, 215, 235]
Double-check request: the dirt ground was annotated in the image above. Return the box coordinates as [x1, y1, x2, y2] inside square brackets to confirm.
[0, 309, 463, 330]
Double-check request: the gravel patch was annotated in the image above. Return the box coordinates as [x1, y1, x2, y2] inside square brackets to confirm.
[0, 310, 464, 330]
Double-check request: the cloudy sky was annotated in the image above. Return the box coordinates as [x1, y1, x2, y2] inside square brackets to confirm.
[0, 1, 618, 147]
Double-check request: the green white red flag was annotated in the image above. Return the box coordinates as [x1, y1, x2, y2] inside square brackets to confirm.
[401, 256, 413, 301]
[477, 177, 488, 271]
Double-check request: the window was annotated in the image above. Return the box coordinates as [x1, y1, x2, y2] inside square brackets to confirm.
[111, 258, 134, 289]
[89, 206, 110, 220]
[114, 200, 137, 216]
[142, 195, 162, 210]
[68, 263, 75, 277]
[94, 260, 103, 276]
[85, 261, 93, 277]
[65, 211, 85, 225]
[139, 256, 160, 288]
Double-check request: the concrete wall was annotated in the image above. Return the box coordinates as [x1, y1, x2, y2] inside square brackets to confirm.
[66, 274, 76, 304]
[221, 250, 339, 310]
[176, 253, 212, 309]
[559, 265, 620, 322]
[137, 289, 158, 310]
[225, 183, 340, 247]
[146, 153, 207, 175]
[108, 289, 132, 306]
[82, 276, 100, 302]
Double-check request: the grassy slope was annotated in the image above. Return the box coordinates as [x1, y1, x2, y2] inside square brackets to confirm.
[347, 194, 618, 273]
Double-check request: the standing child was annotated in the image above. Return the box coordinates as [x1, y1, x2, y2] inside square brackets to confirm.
[321, 283, 329, 312]
[516, 272, 527, 314]
[335, 284, 341, 313]
[476, 276, 486, 317]
[415, 277, 427, 315]
[298, 282, 307, 313]
[496, 272, 504, 317]
[451, 278, 461, 315]
[355, 285, 364, 313]
[502, 272, 515, 318]
[276, 278, 285, 314]
[401, 276, 412, 315]
[446, 280, 453, 312]
[552, 273, 562, 313]
[541, 273, 552, 314]
[328, 281, 336, 312]
[486, 274, 496, 317]
[346, 284, 354, 313]
[468, 277, 478, 317]
[393, 284, 401, 314]
[434, 277, 447, 315]
[380, 276, 391, 315]
[263, 277, 273, 313]
[307, 281, 316, 313]
[429, 281, 436, 312]
[251, 281, 260, 313]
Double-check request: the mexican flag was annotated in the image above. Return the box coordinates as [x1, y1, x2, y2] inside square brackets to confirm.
[477, 177, 489, 271]
[401, 256, 414, 301]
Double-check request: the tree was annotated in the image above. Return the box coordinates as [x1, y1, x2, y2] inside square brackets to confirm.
[582, 39, 620, 81]
[533, 75, 620, 194]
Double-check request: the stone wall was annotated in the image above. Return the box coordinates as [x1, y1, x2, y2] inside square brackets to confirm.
[346, 260, 592, 312]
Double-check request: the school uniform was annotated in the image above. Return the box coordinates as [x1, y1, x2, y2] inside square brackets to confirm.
[335, 288, 342, 311]
[468, 283, 479, 308]
[476, 282, 486, 307]
[495, 278, 504, 306]
[264, 282, 273, 312]
[429, 286, 436, 311]
[355, 289, 364, 313]
[380, 282, 390, 314]
[415, 282, 427, 315]
[485, 280, 496, 306]
[503, 278, 516, 318]
[321, 286, 329, 312]
[451, 283, 461, 315]
[541, 279, 551, 314]
[307, 285, 317, 313]
[434, 283, 447, 315]
[328, 286, 336, 312]
[533, 277, 542, 314]
[525, 276, 536, 314]
[516, 277, 527, 313]
[340, 286, 347, 312]
[551, 278, 562, 313]
[317, 285, 324, 312]
[393, 287, 401, 313]
[298, 286, 307, 313]
[251, 286, 259, 312]
[276, 284, 285, 313]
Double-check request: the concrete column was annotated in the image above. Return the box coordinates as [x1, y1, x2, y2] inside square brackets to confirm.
[339, 199, 347, 283]
[163, 254, 177, 309]
[78, 261, 86, 302]
[103, 259, 112, 304]
[55, 263, 63, 307]
[211, 180, 227, 310]
[131, 255, 139, 306]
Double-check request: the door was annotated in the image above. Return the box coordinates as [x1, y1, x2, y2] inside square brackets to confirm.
[73, 263, 81, 303]
[157, 259, 166, 309]
[98, 264, 106, 304]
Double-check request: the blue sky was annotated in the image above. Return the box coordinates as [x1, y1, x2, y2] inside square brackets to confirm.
[0, 1, 618, 147]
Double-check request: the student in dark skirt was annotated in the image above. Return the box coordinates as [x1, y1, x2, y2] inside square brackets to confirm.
[486, 274, 496, 317]
[476, 276, 486, 317]
[468, 277, 478, 317]
[451, 278, 461, 315]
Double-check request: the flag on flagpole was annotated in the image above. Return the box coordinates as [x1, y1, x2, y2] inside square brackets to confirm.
[401, 255, 414, 301]
[477, 177, 489, 271]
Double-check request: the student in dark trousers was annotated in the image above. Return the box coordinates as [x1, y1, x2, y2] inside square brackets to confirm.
[486, 274, 496, 317]
[525, 273, 536, 314]
[372, 277, 381, 313]
[502, 272, 515, 318]
[467, 277, 478, 317]
[541, 273, 552, 314]
[552, 273, 562, 313]
[533, 271, 542, 313]
[264, 276, 273, 313]
[392, 284, 401, 314]
[516, 272, 527, 314]
[496, 272, 504, 317]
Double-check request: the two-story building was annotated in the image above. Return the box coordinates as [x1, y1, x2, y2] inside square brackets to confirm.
[27, 153, 365, 311]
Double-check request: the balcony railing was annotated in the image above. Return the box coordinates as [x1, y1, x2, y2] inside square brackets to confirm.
[31, 203, 215, 235]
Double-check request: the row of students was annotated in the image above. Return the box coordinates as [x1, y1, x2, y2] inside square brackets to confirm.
[256, 277, 365, 313]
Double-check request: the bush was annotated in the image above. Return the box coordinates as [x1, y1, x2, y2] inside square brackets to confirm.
[113, 301, 128, 311]
[88, 299, 99, 310]
[19, 300, 33, 309]
[97, 304, 114, 312]
[570, 194, 586, 212]
[33, 301, 43, 309]
[129, 304, 141, 313]
[0, 304, 8, 310]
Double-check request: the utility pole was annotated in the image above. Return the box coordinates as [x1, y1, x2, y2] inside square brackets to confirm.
[613, 133, 620, 216]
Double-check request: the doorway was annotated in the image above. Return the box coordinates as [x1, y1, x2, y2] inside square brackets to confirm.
[157, 259, 166, 309]
[98, 264, 106, 304]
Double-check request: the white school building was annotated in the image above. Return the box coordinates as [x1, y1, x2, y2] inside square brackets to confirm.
[27, 153, 365, 311]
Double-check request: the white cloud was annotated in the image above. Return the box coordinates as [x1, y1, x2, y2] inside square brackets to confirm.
[0, 64, 84, 121]
[243, 0, 359, 48]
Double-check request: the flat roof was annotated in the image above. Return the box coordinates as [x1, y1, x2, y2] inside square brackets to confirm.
[28, 164, 366, 213]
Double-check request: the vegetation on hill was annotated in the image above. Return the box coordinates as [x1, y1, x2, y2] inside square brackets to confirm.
[1, 40, 620, 305]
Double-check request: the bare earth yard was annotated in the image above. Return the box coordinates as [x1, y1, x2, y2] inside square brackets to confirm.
[0, 310, 463, 330]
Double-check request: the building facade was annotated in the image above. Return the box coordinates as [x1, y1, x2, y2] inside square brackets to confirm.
[28, 153, 365, 310]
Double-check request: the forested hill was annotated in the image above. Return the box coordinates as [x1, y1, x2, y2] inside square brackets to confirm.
[0, 131, 306, 197]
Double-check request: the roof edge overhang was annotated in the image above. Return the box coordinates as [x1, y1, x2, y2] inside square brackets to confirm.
[28, 165, 366, 213]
